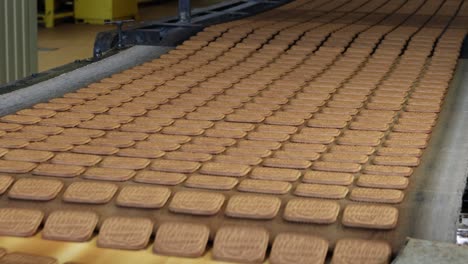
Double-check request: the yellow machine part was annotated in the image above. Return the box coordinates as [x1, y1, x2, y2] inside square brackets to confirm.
[74, 0, 139, 24]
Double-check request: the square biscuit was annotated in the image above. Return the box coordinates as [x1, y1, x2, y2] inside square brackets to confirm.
[134, 171, 186, 185]
[294, 183, 348, 199]
[0, 208, 43, 237]
[8, 178, 63, 201]
[98, 217, 153, 250]
[238, 179, 291, 195]
[284, 198, 340, 224]
[63, 181, 118, 204]
[331, 239, 391, 264]
[199, 162, 251, 177]
[169, 190, 225, 216]
[270, 233, 328, 264]
[43, 210, 98, 242]
[342, 204, 398, 230]
[225, 194, 281, 220]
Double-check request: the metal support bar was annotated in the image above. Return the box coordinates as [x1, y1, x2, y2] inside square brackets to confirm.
[178, 0, 191, 23]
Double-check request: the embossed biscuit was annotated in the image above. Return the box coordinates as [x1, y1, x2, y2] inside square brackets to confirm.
[134, 171, 186, 185]
[51, 153, 102, 166]
[63, 181, 118, 204]
[377, 147, 422, 157]
[0, 252, 57, 264]
[0, 208, 43, 236]
[238, 140, 282, 150]
[0, 122, 23, 131]
[274, 150, 320, 161]
[331, 238, 391, 264]
[169, 190, 225, 215]
[71, 145, 118, 155]
[154, 222, 210, 257]
[83, 167, 135, 181]
[180, 144, 225, 154]
[225, 194, 281, 219]
[185, 175, 238, 190]
[342, 204, 398, 229]
[291, 133, 335, 144]
[313, 161, 361, 173]
[263, 158, 312, 169]
[238, 179, 291, 195]
[322, 153, 369, 164]
[250, 167, 301, 182]
[33, 164, 85, 177]
[8, 178, 63, 201]
[350, 188, 404, 204]
[3, 149, 54, 163]
[330, 145, 375, 155]
[0, 138, 30, 149]
[0, 175, 13, 194]
[164, 151, 211, 162]
[373, 156, 420, 166]
[98, 217, 153, 250]
[364, 165, 413, 177]
[283, 143, 327, 153]
[213, 226, 269, 263]
[270, 233, 328, 264]
[199, 162, 251, 177]
[357, 175, 409, 189]
[1, 114, 41, 125]
[284, 198, 340, 224]
[151, 159, 200, 173]
[294, 184, 348, 199]
[117, 185, 170, 208]
[117, 148, 165, 159]
[215, 155, 263, 165]
[100, 157, 150, 170]
[43, 210, 98, 242]
[0, 160, 37, 174]
[303, 171, 354, 186]
[225, 147, 272, 158]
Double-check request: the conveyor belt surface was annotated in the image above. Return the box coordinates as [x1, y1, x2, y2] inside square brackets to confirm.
[0, 0, 468, 263]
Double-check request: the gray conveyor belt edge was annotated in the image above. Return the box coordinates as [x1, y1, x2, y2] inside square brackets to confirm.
[0, 45, 173, 116]
[405, 59, 468, 243]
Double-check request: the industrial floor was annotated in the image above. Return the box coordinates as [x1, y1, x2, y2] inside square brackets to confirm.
[2, 0, 468, 263]
[38, 0, 220, 71]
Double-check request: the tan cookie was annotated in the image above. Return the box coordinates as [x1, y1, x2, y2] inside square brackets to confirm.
[185, 175, 238, 190]
[331, 239, 391, 264]
[238, 179, 291, 195]
[313, 161, 361, 173]
[151, 159, 200, 173]
[357, 174, 409, 189]
[330, 145, 375, 155]
[0, 253, 57, 264]
[0, 208, 43, 236]
[199, 162, 251, 177]
[0, 160, 37, 174]
[350, 187, 404, 204]
[83, 167, 135, 181]
[284, 198, 340, 224]
[134, 171, 186, 185]
[213, 226, 269, 263]
[33, 164, 85, 178]
[169, 190, 225, 216]
[294, 184, 348, 199]
[342, 204, 398, 230]
[303, 171, 354, 186]
[98, 217, 153, 250]
[51, 153, 102, 166]
[116, 185, 171, 208]
[43, 210, 98, 242]
[364, 165, 413, 176]
[263, 158, 312, 169]
[3, 149, 53, 163]
[63, 181, 118, 204]
[8, 178, 63, 201]
[71, 145, 118, 155]
[250, 167, 301, 182]
[373, 156, 420, 166]
[100, 156, 150, 170]
[153, 222, 210, 257]
[225, 194, 281, 219]
[270, 233, 328, 264]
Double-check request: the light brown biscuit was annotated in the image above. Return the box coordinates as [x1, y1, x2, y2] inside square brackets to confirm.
[248, 132, 290, 142]
[116, 185, 171, 208]
[331, 238, 391, 264]
[153, 222, 210, 257]
[342, 204, 398, 229]
[284, 198, 340, 224]
[257, 124, 298, 134]
[42, 210, 98, 242]
[250, 167, 301, 182]
[291, 134, 335, 144]
[2, 131, 47, 141]
[270, 233, 328, 264]
[337, 136, 381, 147]
[0, 175, 13, 194]
[214, 122, 255, 131]
[62, 128, 105, 138]
[151, 159, 200, 173]
[0, 208, 43, 236]
[98, 217, 153, 250]
[71, 145, 118, 155]
[199, 162, 251, 177]
[263, 158, 312, 169]
[373, 156, 420, 166]
[134, 171, 186, 185]
[265, 115, 305, 126]
[377, 147, 422, 157]
[89, 138, 135, 148]
[303, 171, 354, 186]
[63, 181, 118, 204]
[185, 175, 238, 190]
[3, 149, 54, 163]
[0, 253, 57, 264]
[322, 153, 369, 164]
[117, 148, 165, 159]
[350, 187, 404, 204]
[274, 150, 321, 161]
[213, 226, 269, 263]
[8, 178, 63, 201]
[33, 164, 85, 178]
[51, 153, 102, 166]
[0, 114, 41, 125]
[225, 147, 272, 158]
[100, 157, 150, 170]
[238, 140, 282, 150]
[164, 151, 211, 162]
[215, 155, 263, 165]
[0, 122, 23, 131]
[294, 184, 348, 199]
[308, 119, 347, 129]
[135, 141, 181, 151]
[21, 125, 63, 135]
[313, 161, 361, 173]
[169, 190, 225, 216]
[357, 174, 409, 189]
[283, 143, 327, 153]
[363, 165, 413, 177]
[120, 123, 162, 133]
[330, 145, 375, 155]
[47, 135, 91, 145]
[225, 194, 281, 219]
[0, 160, 37, 174]
[205, 128, 247, 138]
[82, 167, 135, 181]
[238, 179, 291, 195]
[162, 126, 205, 136]
[180, 144, 225, 154]
[191, 137, 236, 146]
[0, 138, 29, 149]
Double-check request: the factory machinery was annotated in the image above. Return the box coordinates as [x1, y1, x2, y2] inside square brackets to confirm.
[0, 0, 468, 263]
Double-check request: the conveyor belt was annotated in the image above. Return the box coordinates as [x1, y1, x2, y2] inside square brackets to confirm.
[0, 0, 467, 263]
